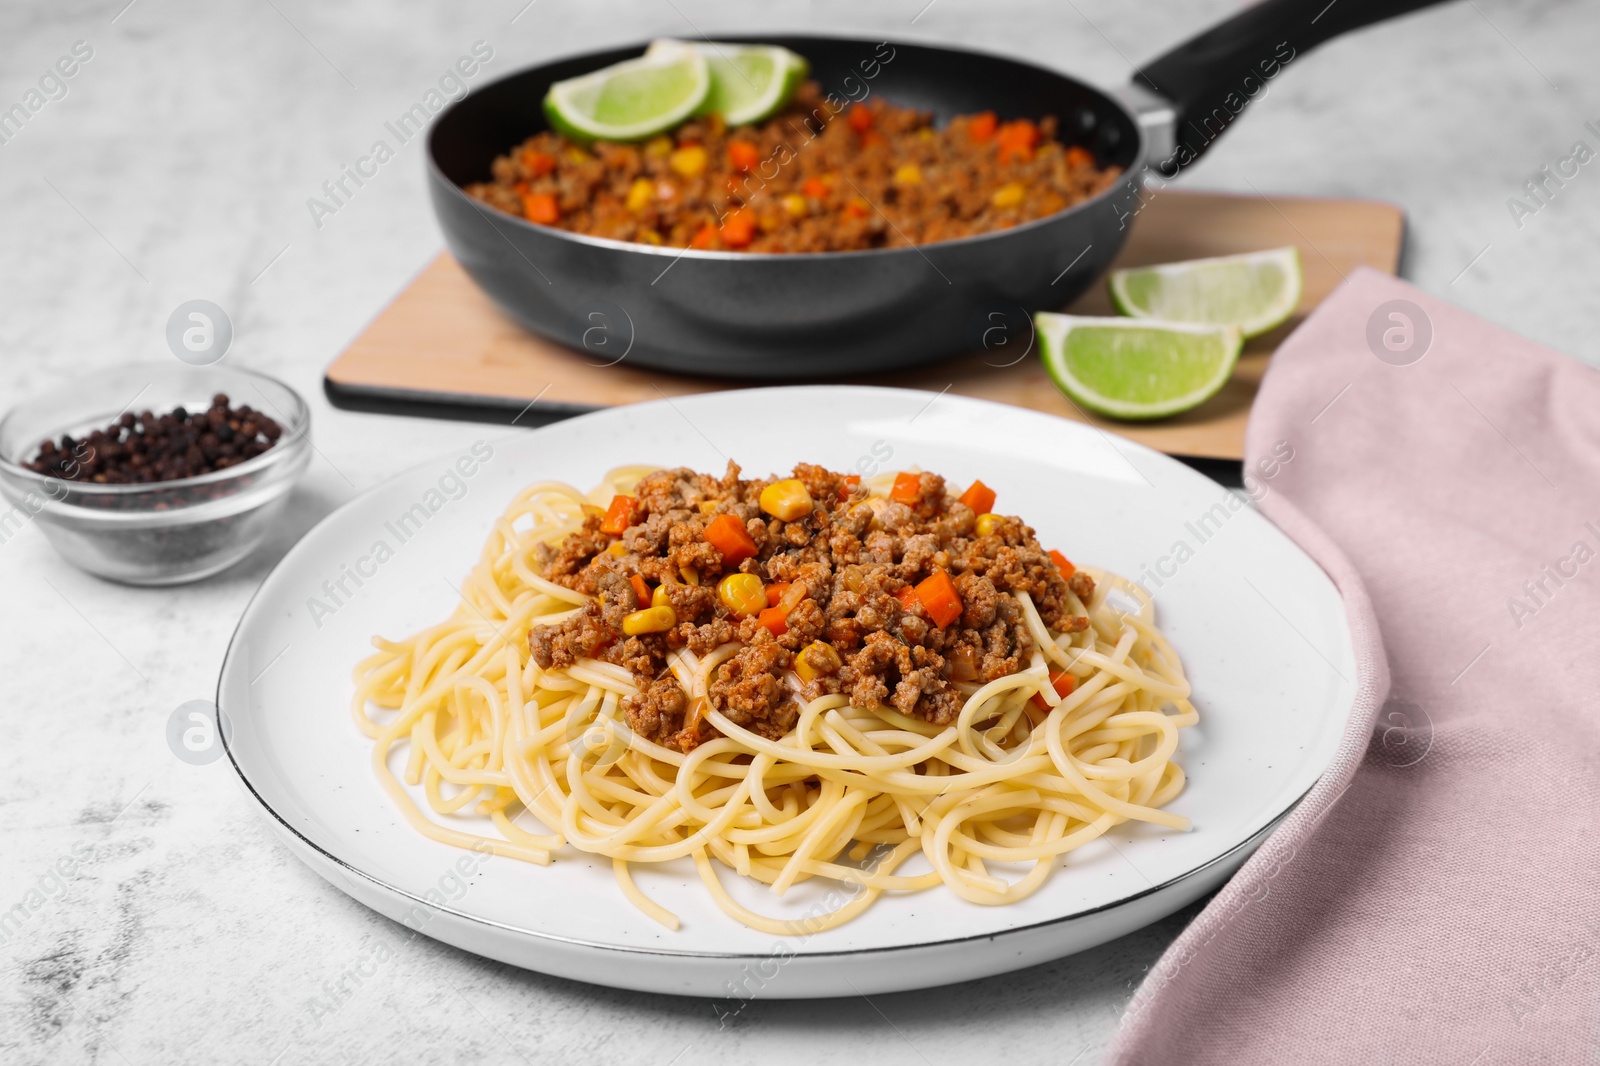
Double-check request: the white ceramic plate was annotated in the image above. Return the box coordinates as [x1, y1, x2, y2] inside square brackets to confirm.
[220, 386, 1355, 997]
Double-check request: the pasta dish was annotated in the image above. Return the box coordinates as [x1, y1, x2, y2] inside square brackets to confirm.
[353, 462, 1195, 933]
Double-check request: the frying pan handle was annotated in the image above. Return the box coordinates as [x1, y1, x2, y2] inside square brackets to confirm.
[1133, 0, 1454, 173]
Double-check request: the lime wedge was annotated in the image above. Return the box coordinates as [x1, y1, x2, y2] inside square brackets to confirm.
[1108, 247, 1302, 339]
[544, 50, 710, 142]
[647, 39, 808, 125]
[1036, 313, 1243, 421]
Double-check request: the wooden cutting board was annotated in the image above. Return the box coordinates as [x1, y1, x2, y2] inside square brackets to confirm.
[326, 189, 1403, 460]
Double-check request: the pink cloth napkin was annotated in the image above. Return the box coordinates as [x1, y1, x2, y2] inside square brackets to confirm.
[1108, 267, 1600, 1065]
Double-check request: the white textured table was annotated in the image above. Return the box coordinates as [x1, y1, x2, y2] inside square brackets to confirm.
[2, 2, 1595, 1063]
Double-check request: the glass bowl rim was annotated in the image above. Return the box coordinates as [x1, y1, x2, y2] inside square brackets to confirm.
[0, 363, 312, 497]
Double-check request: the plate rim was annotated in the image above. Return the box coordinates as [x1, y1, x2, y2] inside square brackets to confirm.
[219, 384, 1352, 961]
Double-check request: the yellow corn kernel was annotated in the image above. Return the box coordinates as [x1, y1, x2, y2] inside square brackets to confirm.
[669, 145, 707, 178]
[917, 128, 936, 142]
[644, 135, 673, 158]
[606, 541, 628, 556]
[795, 641, 842, 681]
[717, 572, 766, 617]
[991, 182, 1027, 209]
[781, 194, 808, 218]
[564, 147, 590, 165]
[760, 478, 815, 521]
[626, 178, 654, 213]
[622, 605, 676, 635]
[638, 229, 663, 245]
[652, 584, 672, 609]
[975, 513, 1000, 537]
[893, 163, 923, 186]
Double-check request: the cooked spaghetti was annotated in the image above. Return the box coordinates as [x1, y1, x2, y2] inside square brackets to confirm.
[352, 462, 1196, 934]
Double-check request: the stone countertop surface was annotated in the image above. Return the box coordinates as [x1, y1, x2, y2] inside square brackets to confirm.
[1, 1, 1595, 1063]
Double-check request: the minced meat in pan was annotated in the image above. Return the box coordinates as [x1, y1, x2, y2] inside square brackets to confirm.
[466, 83, 1122, 253]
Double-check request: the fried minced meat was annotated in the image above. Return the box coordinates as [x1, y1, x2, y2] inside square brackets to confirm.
[466, 83, 1123, 253]
[527, 462, 1091, 752]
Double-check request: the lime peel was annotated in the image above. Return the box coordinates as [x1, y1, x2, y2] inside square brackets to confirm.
[648, 39, 808, 126]
[1036, 313, 1243, 422]
[1108, 246, 1303, 339]
[544, 50, 711, 143]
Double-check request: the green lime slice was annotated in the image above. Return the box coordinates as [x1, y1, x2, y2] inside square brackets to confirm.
[1036, 313, 1243, 421]
[648, 39, 808, 125]
[544, 50, 710, 142]
[1108, 246, 1303, 339]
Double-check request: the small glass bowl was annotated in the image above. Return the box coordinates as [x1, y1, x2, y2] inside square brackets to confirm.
[0, 363, 312, 585]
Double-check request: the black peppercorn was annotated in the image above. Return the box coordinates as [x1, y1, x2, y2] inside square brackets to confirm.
[26, 394, 282, 484]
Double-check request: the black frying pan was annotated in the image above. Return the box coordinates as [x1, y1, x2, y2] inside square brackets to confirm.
[426, 0, 1448, 379]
